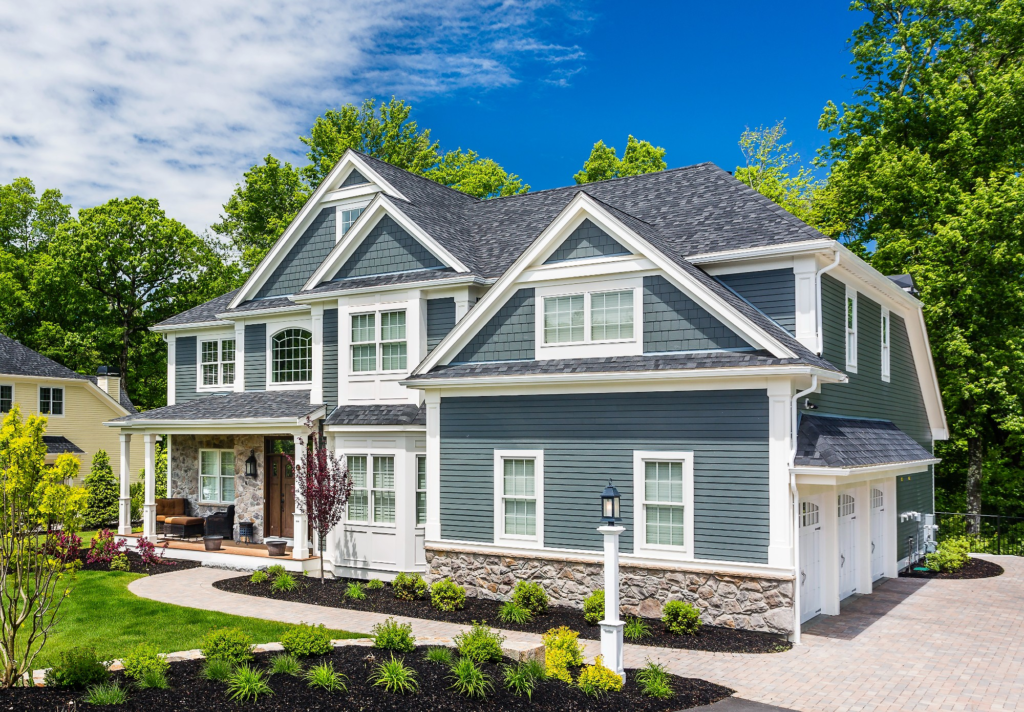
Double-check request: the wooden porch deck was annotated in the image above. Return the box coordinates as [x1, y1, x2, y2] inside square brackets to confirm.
[124, 535, 320, 571]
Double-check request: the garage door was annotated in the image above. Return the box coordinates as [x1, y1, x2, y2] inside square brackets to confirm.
[799, 499, 822, 623]
[871, 487, 886, 581]
[838, 492, 858, 600]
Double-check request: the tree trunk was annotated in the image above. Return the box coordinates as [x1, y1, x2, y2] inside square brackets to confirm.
[965, 436, 983, 534]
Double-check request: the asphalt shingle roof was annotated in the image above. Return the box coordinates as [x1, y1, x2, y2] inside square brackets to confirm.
[0, 332, 90, 381]
[43, 435, 84, 454]
[794, 414, 934, 468]
[301, 268, 464, 296]
[110, 391, 323, 424]
[324, 403, 425, 426]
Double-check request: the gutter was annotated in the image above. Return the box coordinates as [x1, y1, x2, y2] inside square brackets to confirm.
[789, 375, 817, 646]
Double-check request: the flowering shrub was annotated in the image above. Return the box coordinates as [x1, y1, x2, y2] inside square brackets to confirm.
[46, 531, 83, 564]
[136, 537, 173, 566]
[86, 529, 127, 565]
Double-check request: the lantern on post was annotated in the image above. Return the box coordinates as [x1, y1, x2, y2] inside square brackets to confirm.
[597, 480, 625, 682]
[601, 480, 621, 523]
[244, 449, 258, 478]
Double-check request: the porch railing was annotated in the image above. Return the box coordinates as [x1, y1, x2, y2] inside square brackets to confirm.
[935, 512, 1024, 557]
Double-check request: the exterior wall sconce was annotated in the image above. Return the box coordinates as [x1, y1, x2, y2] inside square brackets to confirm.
[245, 449, 258, 478]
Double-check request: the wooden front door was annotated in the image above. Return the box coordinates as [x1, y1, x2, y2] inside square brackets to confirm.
[266, 453, 295, 538]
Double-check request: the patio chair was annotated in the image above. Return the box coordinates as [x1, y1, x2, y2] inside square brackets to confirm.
[205, 505, 235, 540]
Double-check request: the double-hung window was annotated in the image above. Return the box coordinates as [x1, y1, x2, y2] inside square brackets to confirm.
[542, 288, 636, 346]
[345, 455, 396, 525]
[0, 384, 12, 412]
[372, 456, 396, 523]
[416, 455, 427, 526]
[880, 306, 890, 382]
[634, 451, 693, 558]
[544, 295, 584, 343]
[340, 207, 365, 235]
[591, 290, 634, 340]
[845, 286, 858, 372]
[494, 450, 543, 546]
[200, 338, 235, 387]
[350, 311, 407, 372]
[200, 449, 235, 503]
[347, 456, 369, 521]
[39, 387, 63, 416]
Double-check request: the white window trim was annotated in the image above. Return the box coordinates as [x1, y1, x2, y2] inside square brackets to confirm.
[38, 385, 65, 418]
[535, 276, 643, 360]
[0, 382, 13, 413]
[880, 306, 891, 382]
[493, 449, 544, 548]
[197, 336, 237, 391]
[349, 308, 408, 375]
[416, 454, 427, 527]
[845, 286, 858, 373]
[266, 324, 314, 390]
[198, 448, 236, 505]
[343, 453, 398, 527]
[633, 450, 694, 561]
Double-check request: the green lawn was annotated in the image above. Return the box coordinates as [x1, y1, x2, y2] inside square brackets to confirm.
[31, 570, 364, 667]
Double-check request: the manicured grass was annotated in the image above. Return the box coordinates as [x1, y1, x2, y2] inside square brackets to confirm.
[31, 571, 364, 667]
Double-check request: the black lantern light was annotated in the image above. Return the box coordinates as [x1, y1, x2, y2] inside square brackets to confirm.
[601, 480, 621, 524]
[245, 449, 258, 478]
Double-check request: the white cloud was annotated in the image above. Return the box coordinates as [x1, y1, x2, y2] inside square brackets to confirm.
[0, 0, 584, 232]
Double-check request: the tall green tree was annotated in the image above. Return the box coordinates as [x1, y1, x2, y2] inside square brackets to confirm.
[574, 135, 667, 184]
[817, 0, 1024, 517]
[0, 177, 71, 253]
[83, 449, 118, 529]
[425, 149, 528, 199]
[735, 121, 822, 227]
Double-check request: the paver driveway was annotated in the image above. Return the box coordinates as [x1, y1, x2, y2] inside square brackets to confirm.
[130, 555, 1024, 711]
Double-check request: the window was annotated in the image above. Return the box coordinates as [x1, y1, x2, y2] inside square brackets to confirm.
[633, 451, 693, 557]
[845, 287, 858, 372]
[340, 207, 365, 235]
[350, 310, 407, 372]
[271, 328, 312, 383]
[416, 455, 427, 526]
[347, 456, 369, 521]
[39, 387, 63, 416]
[200, 450, 235, 503]
[871, 488, 884, 509]
[493, 450, 543, 546]
[880, 307, 890, 382]
[801, 501, 820, 527]
[591, 290, 634, 341]
[373, 456, 396, 523]
[544, 295, 584, 344]
[838, 493, 855, 517]
[200, 338, 235, 387]
[0, 384, 11, 412]
[345, 455, 396, 525]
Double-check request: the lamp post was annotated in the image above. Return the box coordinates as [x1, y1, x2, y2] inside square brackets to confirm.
[598, 481, 625, 682]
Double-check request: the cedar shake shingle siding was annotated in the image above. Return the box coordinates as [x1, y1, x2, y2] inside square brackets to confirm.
[256, 208, 337, 299]
[643, 276, 750, 353]
[544, 218, 630, 263]
[453, 289, 535, 363]
[335, 215, 444, 279]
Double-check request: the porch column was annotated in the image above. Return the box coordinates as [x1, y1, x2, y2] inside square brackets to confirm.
[142, 433, 158, 542]
[293, 433, 309, 559]
[118, 433, 132, 535]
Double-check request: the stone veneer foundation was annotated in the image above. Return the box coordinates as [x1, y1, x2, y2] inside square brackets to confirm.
[169, 434, 266, 542]
[425, 547, 794, 635]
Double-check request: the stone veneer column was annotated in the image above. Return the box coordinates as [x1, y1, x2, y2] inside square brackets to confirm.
[233, 436, 265, 542]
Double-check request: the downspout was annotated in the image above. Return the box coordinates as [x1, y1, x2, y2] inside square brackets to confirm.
[789, 375, 818, 645]
[815, 251, 841, 355]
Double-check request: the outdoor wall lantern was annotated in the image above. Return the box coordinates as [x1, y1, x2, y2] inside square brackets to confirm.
[601, 480, 621, 524]
[245, 449, 258, 478]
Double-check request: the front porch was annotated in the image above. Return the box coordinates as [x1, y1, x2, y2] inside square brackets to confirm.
[124, 534, 321, 573]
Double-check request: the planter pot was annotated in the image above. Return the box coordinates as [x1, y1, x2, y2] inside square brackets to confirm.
[266, 540, 287, 557]
[203, 536, 223, 551]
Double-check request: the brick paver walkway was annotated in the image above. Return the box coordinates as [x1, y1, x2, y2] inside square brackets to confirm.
[130, 556, 1024, 711]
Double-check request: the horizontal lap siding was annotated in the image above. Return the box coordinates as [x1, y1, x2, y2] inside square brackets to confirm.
[174, 336, 201, 402]
[426, 298, 456, 353]
[245, 323, 267, 391]
[643, 276, 750, 352]
[323, 308, 338, 411]
[454, 289, 535, 363]
[717, 269, 796, 334]
[336, 215, 444, 279]
[257, 208, 336, 298]
[440, 390, 770, 563]
[897, 471, 932, 559]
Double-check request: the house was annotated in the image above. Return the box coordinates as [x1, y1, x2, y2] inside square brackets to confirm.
[0, 333, 141, 485]
[106, 151, 946, 639]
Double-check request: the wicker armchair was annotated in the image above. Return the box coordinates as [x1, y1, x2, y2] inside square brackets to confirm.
[205, 505, 235, 540]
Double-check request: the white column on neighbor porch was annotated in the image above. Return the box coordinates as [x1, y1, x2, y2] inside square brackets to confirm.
[767, 380, 794, 568]
[142, 433, 158, 542]
[293, 433, 309, 559]
[118, 433, 133, 535]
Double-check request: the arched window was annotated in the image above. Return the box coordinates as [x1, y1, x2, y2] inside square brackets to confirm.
[838, 493, 855, 518]
[271, 328, 312, 383]
[801, 501, 820, 527]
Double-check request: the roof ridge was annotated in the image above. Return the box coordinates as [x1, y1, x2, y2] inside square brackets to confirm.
[484, 162, 716, 203]
[578, 191, 657, 228]
[352, 151, 483, 204]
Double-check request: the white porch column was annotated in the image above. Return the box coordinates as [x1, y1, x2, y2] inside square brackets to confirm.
[142, 433, 157, 542]
[598, 525, 625, 681]
[165, 434, 173, 498]
[425, 391, 441, 541]
[293, 433, 309, 559]
[118, 433, 132, 535]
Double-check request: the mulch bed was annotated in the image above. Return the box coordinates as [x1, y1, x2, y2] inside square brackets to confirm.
[899, 556, 1004, 580]
[214, 575, 792, 654]
[78, 549, 201, 577]
[0, 646, 733, 712]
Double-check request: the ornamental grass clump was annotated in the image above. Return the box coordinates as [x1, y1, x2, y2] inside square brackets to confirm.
[305, 661, 348, 692]
[345, 581, 366, 600]
[271, 571, 298, 593]
[424, 646, 453, 665]
[392, 572, 428, 601]
[583, 589, 604, 624]
[927, 536, 972, 572]
[371, 617, 416, 653]
[429, 577, 466, 612]
[269, 653, 302, 677]
[662, 600, 702, 635]
[624, 616, 653, 641]
[502, 659, 546, 699]
[281, 623, 333, 657]
[200, 628, 255, 665]
[201, 658, 234, 682]
[448, 656, 493, 698]
[266, 564, 286, 578]
[84, 681, 129, 705]
[121, 642, 169, 682]
[250, 569, 268, 584]
[576, 655, 623, 697]
[370, 655, 418, 694]
[498, 600, 533, 625]
[366, 578, 384, 590]
[511, 580, 548, 615]
[226, 664, 273, 703]
[44, 647, 110, 688]
[454, 622, 505, 664]
[137, 668, 170, 690]
[637, 659, 674, 699]
[542, 626, 584, 684]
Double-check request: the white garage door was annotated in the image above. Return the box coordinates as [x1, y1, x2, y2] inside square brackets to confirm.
[838, 492, 858, 600]
[799, 498, 822, 623]
[871, 487, 886, 581]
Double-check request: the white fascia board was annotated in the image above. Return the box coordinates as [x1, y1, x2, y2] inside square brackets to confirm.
[324, 424, 426, 433]
[103, 409, 327, 430]
[687, 239, 835, 264]
[415, 193, 794, 375]
[151, 319, 233, 333]
[301, 195, 469, 293]
[213, 304, 310, 321]
[793, 458, 941, 485]
[291, 274, 491, 304]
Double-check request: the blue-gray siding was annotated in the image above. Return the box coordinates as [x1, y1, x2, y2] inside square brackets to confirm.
[341, 170, 369, 187]
[334, 215, 444, 279]
[256, 208, 337, 299]
[174, 336, 202, 402]
[454, 289, 535, 363]
[244, 323, 267, 391]
[440, 390, 770, 563]
[717, 269, 796, 334]
[427, 298, 456, 353]
[643, 276, 751, 352]
[896, 471, 932, 559]
[323, 308, 338, 410]
[544, 219, 630, 263]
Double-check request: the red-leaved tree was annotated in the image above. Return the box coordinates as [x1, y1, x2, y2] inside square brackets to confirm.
[291, 423, 352, 582]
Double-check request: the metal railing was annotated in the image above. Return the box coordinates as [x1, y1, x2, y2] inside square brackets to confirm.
[935, 512, 1024, 557]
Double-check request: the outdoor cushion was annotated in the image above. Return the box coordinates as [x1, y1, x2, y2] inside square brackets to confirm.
[163, 516, 204, 526]
[156, 498, 187, 516]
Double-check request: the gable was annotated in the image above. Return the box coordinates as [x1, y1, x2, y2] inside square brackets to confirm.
[256, 208, 336, 299]
[643, 276, 751, 352]
[334, 215, 445, 280]
[717, 269, 796, 334]
[544, 218, 630, 263]
[454, 289, 535, 363]
[340, 169, 369, 187]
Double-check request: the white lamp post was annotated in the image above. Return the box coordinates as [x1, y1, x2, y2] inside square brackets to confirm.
[598, 481, 625, 682]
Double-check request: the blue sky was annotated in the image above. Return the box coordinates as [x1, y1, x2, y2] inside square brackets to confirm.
[0, 1, 867, 231]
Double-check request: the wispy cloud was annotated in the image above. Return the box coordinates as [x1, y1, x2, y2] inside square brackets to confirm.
[0, 0, 587, 232]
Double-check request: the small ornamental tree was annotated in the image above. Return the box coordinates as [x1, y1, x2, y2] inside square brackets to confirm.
[291, 422, 352, 583]
[83, 450, 118, 529]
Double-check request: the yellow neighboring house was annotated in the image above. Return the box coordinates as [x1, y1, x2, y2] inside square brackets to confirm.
[0, 332, 144, 486]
